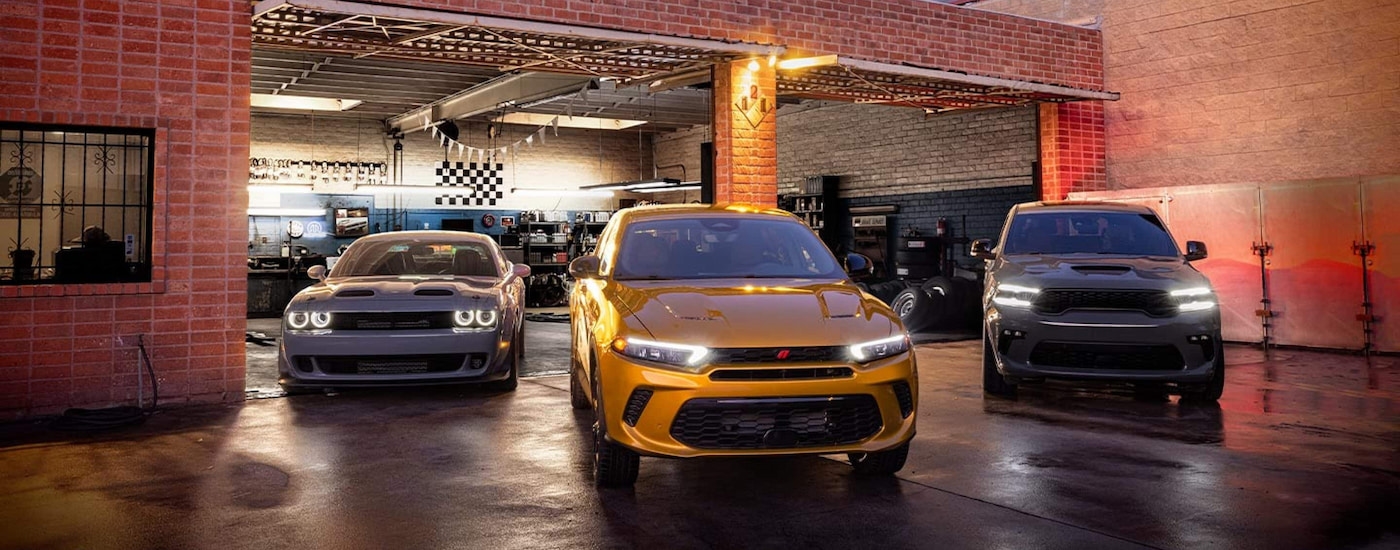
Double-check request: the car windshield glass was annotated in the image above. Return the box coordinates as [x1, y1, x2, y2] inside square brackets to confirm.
[333, 239, 499, 277]
[1002, 211, 1180, 256]
[613, 216, 843, 280]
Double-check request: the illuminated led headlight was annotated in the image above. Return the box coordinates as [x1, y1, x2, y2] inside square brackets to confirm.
[1171, 287, 1217, 312]
[613, 337, 709, 371]
[849, 334, 910, 363]
[991, 283, 1039, 309]
[310, 311, 333, 329]
[454, 309, 499, 329]
[287, 311, 310, 329]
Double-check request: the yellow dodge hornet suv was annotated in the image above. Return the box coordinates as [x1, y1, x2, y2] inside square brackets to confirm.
[568, 205, 917, 486]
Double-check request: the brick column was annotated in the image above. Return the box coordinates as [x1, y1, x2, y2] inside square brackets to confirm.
[1038, 102, 1106, 200]
[711, 58, 778, 207]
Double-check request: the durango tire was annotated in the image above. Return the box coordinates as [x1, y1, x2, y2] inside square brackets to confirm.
[982, 332, 1017, 398]
[1181, 338, 1225, 403]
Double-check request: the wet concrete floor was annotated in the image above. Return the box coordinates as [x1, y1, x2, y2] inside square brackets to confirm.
[2, 343, 1397, 549]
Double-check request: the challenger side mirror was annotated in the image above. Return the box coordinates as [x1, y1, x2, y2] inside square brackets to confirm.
[970, 239, 996, 260]
[568, 255, 602, 280]
[511, 263, 531, 279]
[845, 252, 874, 279]
[1185, 241, 1208, 261]
[307, 265, 327, 281]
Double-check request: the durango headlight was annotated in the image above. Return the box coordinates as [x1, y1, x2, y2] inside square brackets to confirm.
[1171, 287, 1216, 312]
[849, 334, 910, 363]
[992, 283, 1039, 309]
[454, 309, 499, 330]
[613, 337, 709, 371]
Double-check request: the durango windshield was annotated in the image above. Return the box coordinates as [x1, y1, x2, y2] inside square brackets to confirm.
[613, 216, 843, 280]
[332, 239, 500, 277]
[1003, 211, 1180, 257]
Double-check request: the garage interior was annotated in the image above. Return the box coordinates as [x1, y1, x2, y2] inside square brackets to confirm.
[1, 0, 1397, 548]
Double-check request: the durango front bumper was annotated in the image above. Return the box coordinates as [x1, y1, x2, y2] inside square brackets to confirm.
[277, 325, 515, 388]
[987, 304, 1221, 384]
[597, 349, 917, 458]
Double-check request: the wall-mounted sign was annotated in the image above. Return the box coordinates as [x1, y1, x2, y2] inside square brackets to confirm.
[286, 220, 305, 239]
[735, 82, 773, 129]
[0, 166, 41, 218]
[334, 208, 369, 237]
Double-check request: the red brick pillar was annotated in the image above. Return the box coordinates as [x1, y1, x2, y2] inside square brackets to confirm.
[1038, 102, 1107, 200]
[711, 58, 777, 207]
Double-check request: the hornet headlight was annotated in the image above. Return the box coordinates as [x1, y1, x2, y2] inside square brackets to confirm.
[849, 334, 910, 363]
[613, 337, 709, 371]
[1171, 287, 1217, 312]
[991, 283, 1039, 309]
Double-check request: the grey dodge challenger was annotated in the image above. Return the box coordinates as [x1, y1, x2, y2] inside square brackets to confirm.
[278, 231, 530, 392]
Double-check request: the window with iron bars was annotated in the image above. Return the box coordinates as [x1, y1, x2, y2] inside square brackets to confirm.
[1, 123, 154, 285]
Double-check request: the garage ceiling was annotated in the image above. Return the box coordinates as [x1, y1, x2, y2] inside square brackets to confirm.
[251, 49, 499, 118]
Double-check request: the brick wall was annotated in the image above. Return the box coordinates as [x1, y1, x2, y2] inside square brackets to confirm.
[775, 103, 1037, 199]
[374, 0, 1106, 90]
[0, 0, 250, 419]
[648, 124, 708, 204]
[252, 113, 652, 210]
[972, 0, 1400, 189]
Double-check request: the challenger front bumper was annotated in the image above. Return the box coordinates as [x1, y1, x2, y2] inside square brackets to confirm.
[277, 322, 517, 388]
[596, 349, 917, 458]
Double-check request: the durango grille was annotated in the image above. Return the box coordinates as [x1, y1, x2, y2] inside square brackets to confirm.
[1034, 289, 1175, 316]
[1029, 342, 1184, 371]
[669, 395, 882, 450]
[710, 346, 845, 364]
[309, 354, 470, 375]
[331, 311, 454, 330]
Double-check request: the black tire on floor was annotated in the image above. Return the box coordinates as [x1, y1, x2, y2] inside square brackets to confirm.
[920, 276, 961, 330]
[1182, 338, 1225, 403]
[849, 440, 910, 475]
[592, 366, 639, 487]
[890, 288, 937, 333]
[982, 332, 1017, 398]
[950, 277, 985, 326]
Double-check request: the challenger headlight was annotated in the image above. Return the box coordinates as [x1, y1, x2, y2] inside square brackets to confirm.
[849, 334, 910, 363]
[992, 283, 1039, 309]
[287, 311, 310, 329]
[286, 310, 331, 333]
[1171, 287, 1216, 312]
[613, 337, 709, 371]
[310, 311, 332, 329]
[454, 309, 499, 330]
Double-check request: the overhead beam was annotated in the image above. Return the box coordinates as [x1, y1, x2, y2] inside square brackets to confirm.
[387, 72, 595, 133]
[837, 57, 1120, 101]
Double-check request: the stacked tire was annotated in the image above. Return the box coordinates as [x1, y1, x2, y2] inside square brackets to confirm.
[886, 276, 983, 333]
[894, 237, 940, 280]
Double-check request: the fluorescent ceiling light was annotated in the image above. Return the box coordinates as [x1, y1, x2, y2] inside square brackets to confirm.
[247, 207, 327, 216]
[777, 54, 839, 71]
[247, 184, 315, 194]
[353, 185, 457, 196]
[512, 188, 614, 198]
[251, 93, 363, 112]
[633, 185, 700, 193]
[581, 178, 680, 191]
[497, 112, 646, 131]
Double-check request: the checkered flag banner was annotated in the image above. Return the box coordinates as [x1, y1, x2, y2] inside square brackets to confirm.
[435, 161, 504, 207]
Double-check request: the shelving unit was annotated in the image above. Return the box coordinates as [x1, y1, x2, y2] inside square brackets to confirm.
[520, 221, 570, 270]
[781, 175, 844, 252]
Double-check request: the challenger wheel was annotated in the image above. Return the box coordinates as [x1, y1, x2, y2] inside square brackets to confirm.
[488, 322, 522, 392]
[849, 441, 910, 475]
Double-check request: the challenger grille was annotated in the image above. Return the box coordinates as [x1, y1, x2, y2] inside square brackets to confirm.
[311, 354, 470, 374]
[331, 311, 454, 330]
[1034, 289, 1175, 316]
[669, 395, 882, 450]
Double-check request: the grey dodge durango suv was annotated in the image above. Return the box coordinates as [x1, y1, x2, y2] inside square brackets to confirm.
[972, 202, 1224, 402]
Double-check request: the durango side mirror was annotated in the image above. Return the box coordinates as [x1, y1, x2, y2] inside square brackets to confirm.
[307, 265, 327, 281]
[568, 255, 602, 280]
[511, 263, 531, 279]
[1185, 241, 1208, 261]
[970, 239, 996, 260]
[845, 252, 874, 279]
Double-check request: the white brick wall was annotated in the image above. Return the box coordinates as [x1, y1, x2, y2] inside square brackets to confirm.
[251, 114, 653, 210]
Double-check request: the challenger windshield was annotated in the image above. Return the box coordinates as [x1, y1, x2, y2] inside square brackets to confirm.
[332, 239, 500, 277]
[614, 217, 843, 280]
[1003, 211, 1180, 257]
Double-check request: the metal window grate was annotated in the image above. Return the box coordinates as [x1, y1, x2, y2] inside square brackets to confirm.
[1, 123, 154, 285]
